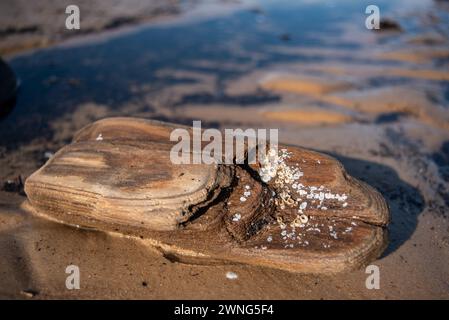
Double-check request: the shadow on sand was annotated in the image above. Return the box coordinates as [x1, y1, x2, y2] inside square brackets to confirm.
[327, 152, 425, 256]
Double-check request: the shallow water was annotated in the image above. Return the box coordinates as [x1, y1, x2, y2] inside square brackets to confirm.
[1, 0, 433, 148]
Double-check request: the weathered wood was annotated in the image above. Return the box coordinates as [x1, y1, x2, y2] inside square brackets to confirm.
[25, 117, 389, 273]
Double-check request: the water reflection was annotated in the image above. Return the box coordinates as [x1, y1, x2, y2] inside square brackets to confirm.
[0, 0, 426, 148]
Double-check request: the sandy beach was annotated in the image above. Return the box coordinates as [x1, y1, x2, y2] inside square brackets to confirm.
[0, 0, 448, 299]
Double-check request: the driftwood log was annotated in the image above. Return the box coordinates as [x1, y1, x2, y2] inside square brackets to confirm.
[25, 117, 389, 273]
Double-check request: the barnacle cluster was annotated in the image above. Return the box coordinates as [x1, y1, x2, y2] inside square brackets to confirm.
[259, 148, 348, 224]
[258, 148, 280, 183]
[255, 148, 351, 249]
[259, 148, 308, 225]
[259, 148, 303, 184]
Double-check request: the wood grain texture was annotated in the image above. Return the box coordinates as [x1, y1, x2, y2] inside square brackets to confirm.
[25, 117, 389, 273]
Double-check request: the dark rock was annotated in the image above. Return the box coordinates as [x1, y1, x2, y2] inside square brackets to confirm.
[0, 58, 18, 119]
[2, 175, 25, 195]
[377, 18, 402, 32]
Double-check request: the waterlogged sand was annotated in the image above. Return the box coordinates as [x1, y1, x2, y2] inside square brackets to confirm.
[1, 0, 449, 299]
[0, 0, 242, 56]
[262, 109, 352, 125]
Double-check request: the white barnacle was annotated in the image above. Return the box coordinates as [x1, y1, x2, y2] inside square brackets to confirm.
[299, 214, 309, 224]
[268, 166, 277, 177]
[318, 192, 325, 201]
[268, 148, 277, 157]
[293, 172, 303, 180]
[292, 216, 302, 227]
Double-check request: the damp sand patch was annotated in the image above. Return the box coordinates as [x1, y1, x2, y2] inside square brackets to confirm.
[262, 109, 353, 125]
[259, 73, 449, 130]
[260, 76, 354, 96]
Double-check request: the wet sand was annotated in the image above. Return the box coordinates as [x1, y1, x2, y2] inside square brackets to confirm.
[0, 0, 244, 56]
[1, 0, 449, 299]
